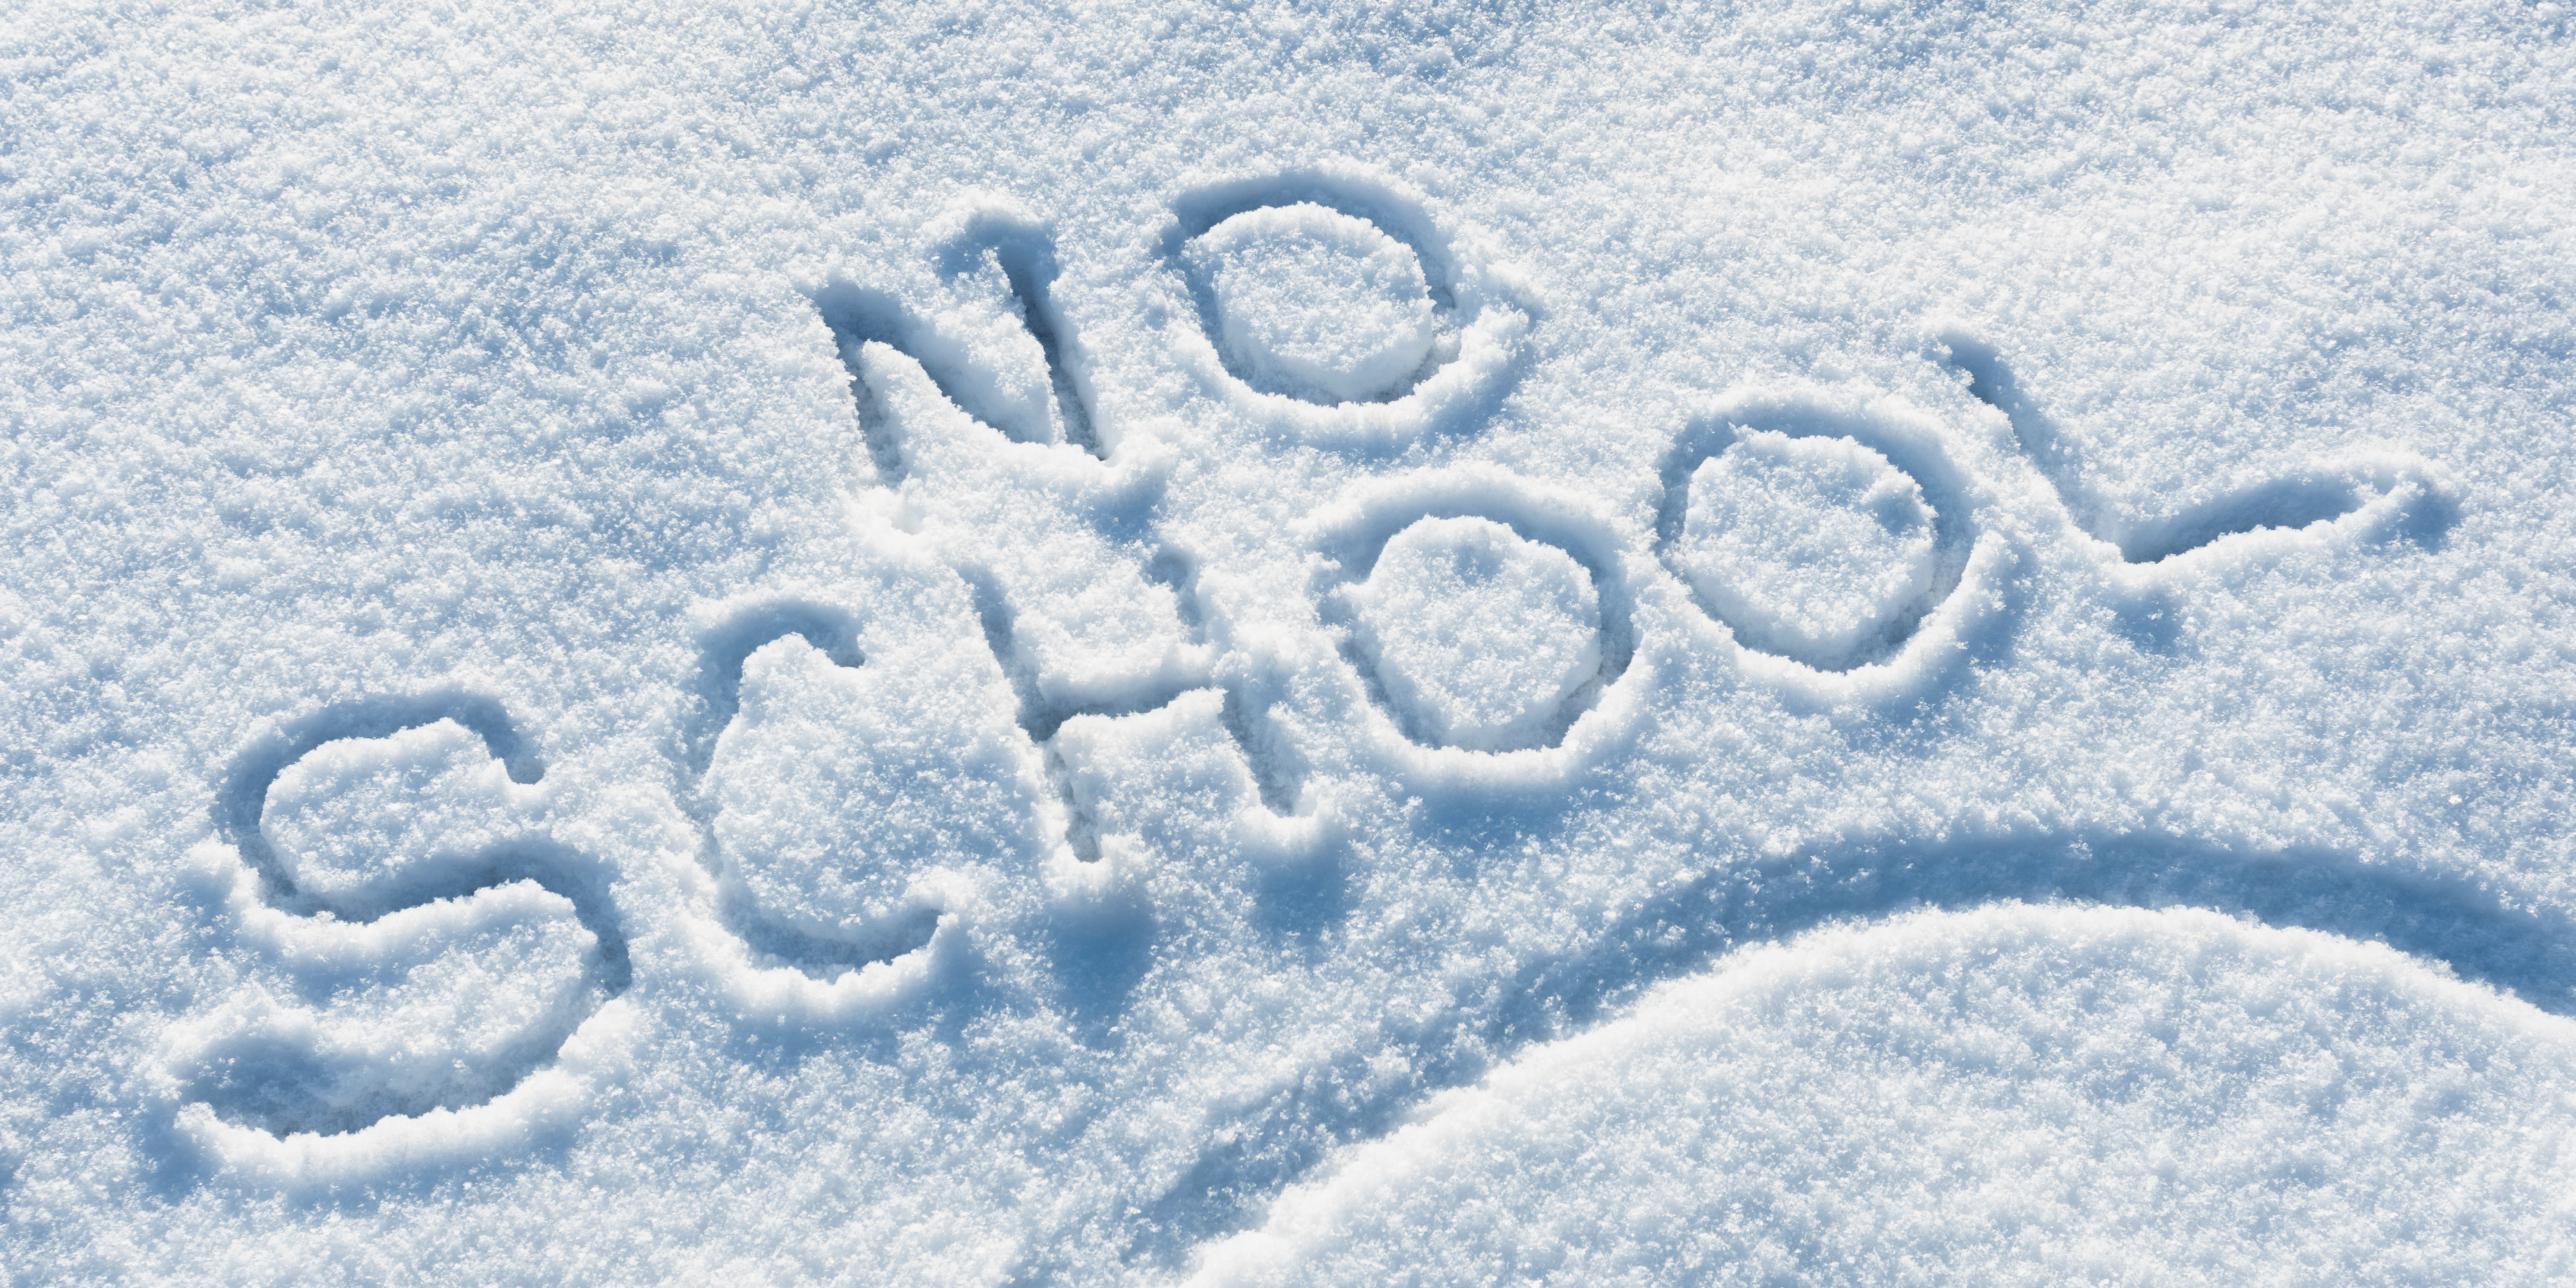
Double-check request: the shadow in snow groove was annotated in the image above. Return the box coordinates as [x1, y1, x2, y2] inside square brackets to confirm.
[1161, 170, 1470, 408]
[748, 230, 1319, 994]
[1312, 487, 1638, 753]
[813, 214, 1103, 468]
[1939, 335, 2456, 561]
[1653, 399, 1980, 672]
[678, 602, 944, 972]
[202, 692, 629, 1137]
[933, 215, 1104, 458]
[1122, 832, 2576, 1272]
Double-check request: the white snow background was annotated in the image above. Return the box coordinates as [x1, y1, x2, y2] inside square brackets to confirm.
[5, 0, 2576, 1282]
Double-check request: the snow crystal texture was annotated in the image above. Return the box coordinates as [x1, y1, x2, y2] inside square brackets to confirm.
[4, 0, 2574, 1283]
[1674, 430, 1938, 668]
[1196, 905, 2576, 1287]
[1188, 203, 1438, 404]
[1346, 516, 1603, 752]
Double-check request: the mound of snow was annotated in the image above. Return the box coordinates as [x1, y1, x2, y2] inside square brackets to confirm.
[1195, 904, 2576, 1286]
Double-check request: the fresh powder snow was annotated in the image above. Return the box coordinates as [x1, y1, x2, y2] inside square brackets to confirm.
[4, 0, 2574, 1284]
[1671, 430, 1938, 668]
[1345, 515, 1603, 752]
[1186, 202, 1440, 404]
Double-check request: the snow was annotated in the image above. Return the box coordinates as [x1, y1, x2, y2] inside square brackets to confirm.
[261, 720, 540, 914]
[1344, 516, 1603, 751]
[162, 886, 597, 1140]
[4, 0, 2575, 1282]
[1672, 430, 1938, 669]
[1193, 905, 2576, 1286]
[1186, 203, 1439, 405]
[709, 636, 1044, 953]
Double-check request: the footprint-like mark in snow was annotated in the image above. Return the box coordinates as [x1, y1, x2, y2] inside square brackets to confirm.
[1940, 333, 2457, 562]
[173, 696, 629, 1168]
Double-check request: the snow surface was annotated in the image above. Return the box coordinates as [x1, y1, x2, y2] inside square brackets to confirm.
[1194, 905, 2576, 1286]
[1673, 430, 1939, 668]
[6, 0, 2576, 1283]
[1345, 516, 1603, 752]
[1186, 203, 1439, 404]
